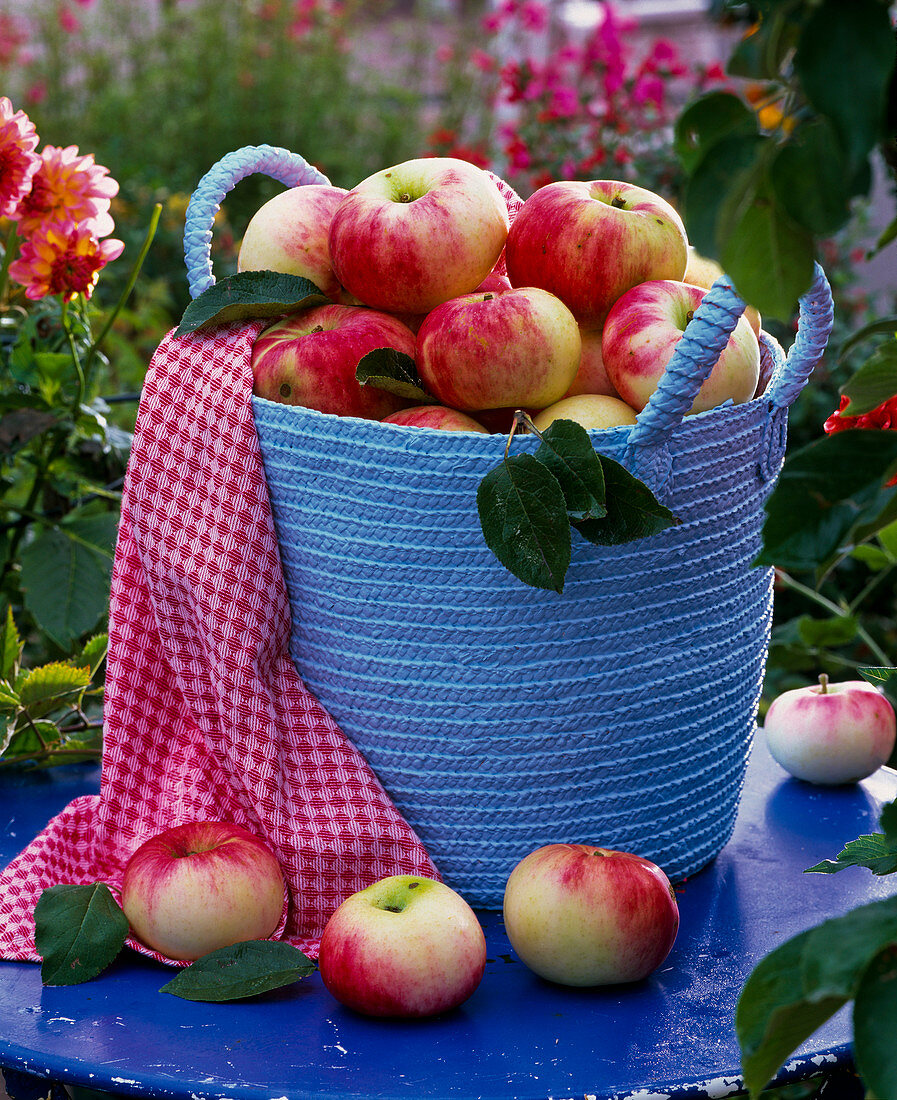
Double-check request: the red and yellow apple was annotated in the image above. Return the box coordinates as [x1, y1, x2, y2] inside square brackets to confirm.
[531, 393, 638, 432]
[503, 843, 679, 986]
[563, 326, 619, 399]
[684, 246, 761, 337]
[318, 875, 487, 1018]
[237, 184, 349, 302]
[382, 405, 489, 432]
[328, 157, 510, 315]
[764, 674, 896, 785]
[504, 179, 688, 326]
[121, 821, 285, 961]
[416, 287, 581, 412]
[251, 303, 416, 419]
[602, 279, 761, 415]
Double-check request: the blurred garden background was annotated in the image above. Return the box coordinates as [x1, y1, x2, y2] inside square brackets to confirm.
[1, 0, 896, 767]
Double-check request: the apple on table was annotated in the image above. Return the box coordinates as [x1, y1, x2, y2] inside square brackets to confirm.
[318, 875, 487, 1018]
[764, 674, 897, 785]
[251, 302, 416, 419]
[121, 820, 285, 961]
[504, 179, 688, 327]
[502, 843, 679, 987]
[328, 157, 510, 315]
[601, 279, 760, 415]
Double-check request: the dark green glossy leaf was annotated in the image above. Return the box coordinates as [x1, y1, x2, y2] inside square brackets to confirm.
[574, 455, 677, 546]
[794, 0, 895, 174]
[756, 431, 897, 572]
[795, 613, 858, 648]
[682, 133, 767, 258]
[674, 91, 758, 174]
[854, 944, 897, 1100]
[769, 119, 853, 236]
[35, 883, 128, 986]
[840, 343, 897, 415]
[805, 829, 897, 877]
[355, 347, 431, 402]
[160, 940, 316, 1002]
[533, 419, 606, 522]
[859, 666, 897, 693]
[176, 271, 328, 335]
[477, 453, 571, 592]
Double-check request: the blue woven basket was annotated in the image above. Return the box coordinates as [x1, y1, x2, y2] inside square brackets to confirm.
[185, 146, 834, 907]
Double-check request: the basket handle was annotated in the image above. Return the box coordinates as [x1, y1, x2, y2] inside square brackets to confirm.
[183, 144, 331, 299]
[627, 261, 833, 456]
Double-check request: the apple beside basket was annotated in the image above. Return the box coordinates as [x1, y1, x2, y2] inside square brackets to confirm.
[183, 144, 834, 908]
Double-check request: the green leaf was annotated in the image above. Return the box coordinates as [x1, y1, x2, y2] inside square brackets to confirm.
[718, 175, 816, 322]
[175, 271, 328, 335]
[673, 91, 758, 174]
[355, 347, 431, 402]
[794, 0, 895, 175]
[477, 453, 571, 592]
[0, 682, 20, 709]
[160, 940, 316, 1001]
[574, 455, 677, 546]
[533, 419, 606, 522]
[879, 519, 897, 556]
[839, 317, 897, 362]
[34, 883, 129, 986]
[19, 513, 119, 647]
[757, 431, 897, 572]
[682, 132, 767, 258]
[840, 343, 897, 416]
[737, 927, 847, 1099]
[858, 666, 897, 692]
[77, 634, 108, 678]
[0, 606, 21, 680]
[871, 215, 897, 256]
[850, 545, 892, 570]
[18, 662, 92, 712]
[795, 613, 858, 648]
[0, 408, 58, 453]
[853, 944, 897, 1100]
[4, 719, 59, 761]
[805, 833, 897, 877]
[769, 119, 853, 236]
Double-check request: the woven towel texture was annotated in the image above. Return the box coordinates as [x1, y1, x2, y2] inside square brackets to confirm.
[0, 321, 438, 965]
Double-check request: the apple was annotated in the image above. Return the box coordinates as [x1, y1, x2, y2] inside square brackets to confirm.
[684, 246, 761, 336]
[121, 821, 285, 961]
[318, 875, 487, 1018]
[602, 279, 761, 415]
[504, 179, 688, 326]
[382, 405, 489, 432]
[531, 393, 638, 433]
[251, 303, 416, 419]
[328, 157, 510, 315]
[563, 326, 619, 399]
[764, 674, 897, 785]
[416, 287, 581, 412]
[237, 184, 350, 302]
[502, 843, 679, 987]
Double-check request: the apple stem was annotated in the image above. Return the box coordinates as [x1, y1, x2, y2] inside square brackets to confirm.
[818, 672, 829, 694]
[504, 409, 542, 458]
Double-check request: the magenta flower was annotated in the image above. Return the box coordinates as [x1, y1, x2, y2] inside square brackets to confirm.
[12, 144, 119, 238]
[0, 97, 41, 219]
[9, 220, 124, 302]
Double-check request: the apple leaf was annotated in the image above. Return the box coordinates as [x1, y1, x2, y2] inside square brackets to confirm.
[175, 271, 328, 335]
[673, 91, 758, 175]
[769, 118, 854, 237]
[355, 347, 432, 402]
[34, 883, 129, 986]
[858, 666, 897, 693]
[533, 419, 607, 523]
[853, 943, 897, 1100]
[795, 613, 858, 649]
[159, 940, 317, 1002]
[574, 455, 678, 546]
[805, 799, 897, 875]
[477, 453, 571, 593]
[840, 341, 897, 416]
[737, 894, 897, 1098]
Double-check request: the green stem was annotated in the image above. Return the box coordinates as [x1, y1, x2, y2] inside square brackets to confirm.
[60, 298, 87, 410]
[82, 201, 162, 379]
[776, 568, 892, 667]
[0, 222, 19, 304]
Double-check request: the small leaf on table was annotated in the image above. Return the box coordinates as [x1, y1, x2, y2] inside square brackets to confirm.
[575, 454, 677, 546]
[175, 271, 328, 335]
[477, 453, 571, 593]
[34, 883, 129, 986]
[355, 348, 431, 402]
[160, 940, 317, 1002]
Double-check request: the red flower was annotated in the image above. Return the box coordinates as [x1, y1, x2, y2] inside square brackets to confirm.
[825, 393, 897, 485]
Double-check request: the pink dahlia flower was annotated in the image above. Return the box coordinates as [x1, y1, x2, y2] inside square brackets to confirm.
[13, 143, 119, 238]
[8, 220, 124, 301]
[0, 96, 41, 218]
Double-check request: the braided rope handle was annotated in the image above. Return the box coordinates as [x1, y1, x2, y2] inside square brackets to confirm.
[183, 145, 330, 299]
[628, 261, 833, 454]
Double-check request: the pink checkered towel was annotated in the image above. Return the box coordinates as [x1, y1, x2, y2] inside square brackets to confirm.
[0, 320, 438, 965]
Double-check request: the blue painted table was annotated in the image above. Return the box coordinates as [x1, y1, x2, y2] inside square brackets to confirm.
[1, 740, 892, 1100]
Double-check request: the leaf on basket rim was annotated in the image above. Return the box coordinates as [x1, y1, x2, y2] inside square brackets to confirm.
[533, 419, 607, 523]
[176, 271, 328, 335]
[355, 347, 432, 402]
[575, 454, 678, 546]
[160, 939, 317, 1002]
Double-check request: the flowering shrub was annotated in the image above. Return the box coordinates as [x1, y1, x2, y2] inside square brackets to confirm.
[0, 97, 157, 662]
[427, 1, 730, 197]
